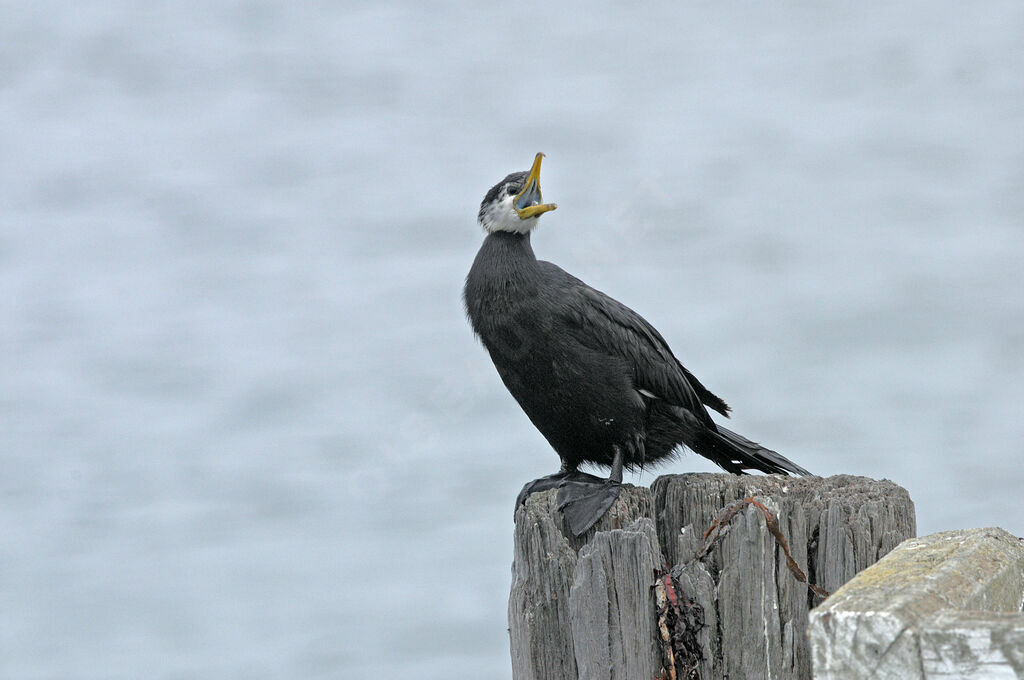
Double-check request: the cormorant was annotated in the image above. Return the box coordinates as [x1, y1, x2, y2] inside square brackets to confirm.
[464, 153, 810, 535]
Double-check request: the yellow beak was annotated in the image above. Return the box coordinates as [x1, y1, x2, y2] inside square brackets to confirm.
[514, 153, 558, 219]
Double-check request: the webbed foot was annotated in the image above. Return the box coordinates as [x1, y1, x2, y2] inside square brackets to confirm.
[516, 446, 627, 536]
[515, 470, 606, 509]
[555, 478, 621, 536]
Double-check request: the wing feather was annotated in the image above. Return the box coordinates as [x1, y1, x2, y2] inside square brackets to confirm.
[548, 266, 729, 423]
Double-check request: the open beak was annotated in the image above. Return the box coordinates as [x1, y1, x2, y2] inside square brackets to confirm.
[514, 153, 558, 219]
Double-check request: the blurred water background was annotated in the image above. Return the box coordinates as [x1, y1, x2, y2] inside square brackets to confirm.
[3, 2, 1023, 678]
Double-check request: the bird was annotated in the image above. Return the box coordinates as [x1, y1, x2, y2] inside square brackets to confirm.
[463, 153, 810, 535]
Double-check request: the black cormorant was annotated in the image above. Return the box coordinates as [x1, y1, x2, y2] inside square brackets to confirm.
[464, 153, 810, 535]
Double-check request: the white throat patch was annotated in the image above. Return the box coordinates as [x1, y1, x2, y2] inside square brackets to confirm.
[478, 193, 539, 234]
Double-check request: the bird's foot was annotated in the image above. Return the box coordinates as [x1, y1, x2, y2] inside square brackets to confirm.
[517, 448, 626, 536]
[555, 478, 621, 536]
[515, 470, 606, 509]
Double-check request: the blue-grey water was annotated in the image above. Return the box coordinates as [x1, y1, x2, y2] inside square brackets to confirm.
[3, 2, 1023, 678]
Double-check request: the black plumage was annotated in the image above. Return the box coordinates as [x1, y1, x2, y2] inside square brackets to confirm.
[464, 154, 809, 533]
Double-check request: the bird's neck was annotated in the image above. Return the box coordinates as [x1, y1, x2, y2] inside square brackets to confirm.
[479, 231, 538, 273]
[466, 231, 540, 299]
[484, 229, 535, 257]
[464, 230, 546, 347]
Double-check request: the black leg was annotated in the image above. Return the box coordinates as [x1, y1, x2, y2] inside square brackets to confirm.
[609, 444, 624, 484]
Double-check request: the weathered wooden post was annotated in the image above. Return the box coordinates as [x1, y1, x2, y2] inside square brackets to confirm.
[509, 484, 660, 680]
[509, 473, 916, 680]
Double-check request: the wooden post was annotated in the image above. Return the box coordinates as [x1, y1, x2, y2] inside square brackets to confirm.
[509, 483, 658, 680]
[509, 473, 916, 680]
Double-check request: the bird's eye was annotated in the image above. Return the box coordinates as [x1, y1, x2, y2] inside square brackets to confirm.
[507, 185, 521, 196]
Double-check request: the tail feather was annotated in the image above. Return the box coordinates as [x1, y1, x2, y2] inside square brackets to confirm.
[693, 424, 811, 476]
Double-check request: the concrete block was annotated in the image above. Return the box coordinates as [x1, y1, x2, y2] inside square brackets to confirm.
[810, 527, 1024, 679]
[920, 611, 1024, 678]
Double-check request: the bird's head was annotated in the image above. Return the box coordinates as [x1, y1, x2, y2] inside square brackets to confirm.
[477, 152, 558, 234]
